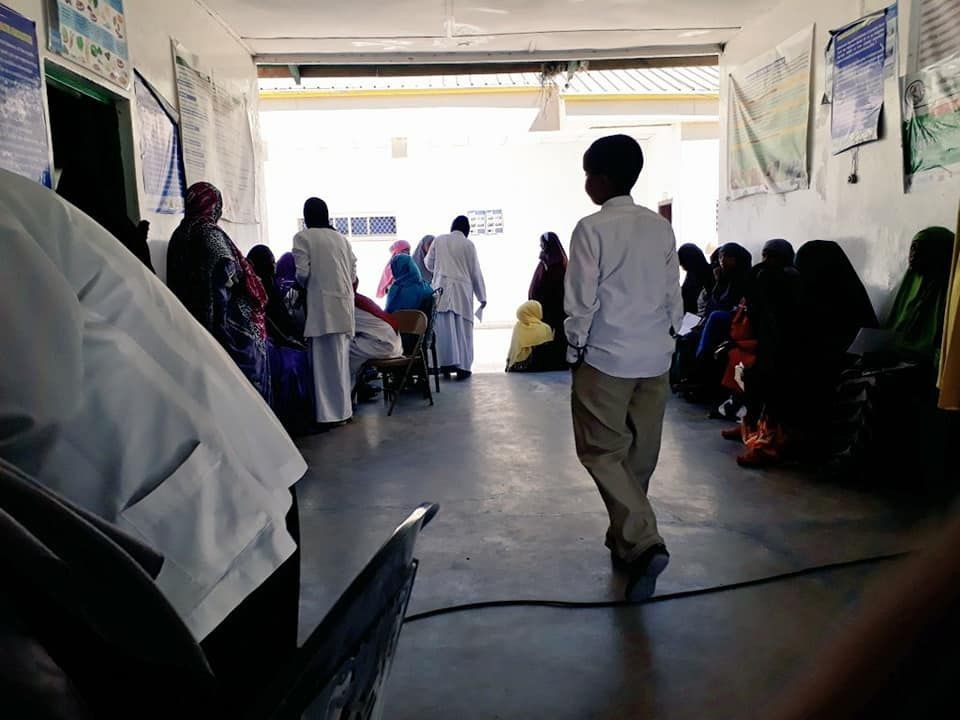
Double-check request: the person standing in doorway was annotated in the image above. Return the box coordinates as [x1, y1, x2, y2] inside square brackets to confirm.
[565, 134, 683, 601]
[426, 215, 487, 380]
[293, 197, 358, 426]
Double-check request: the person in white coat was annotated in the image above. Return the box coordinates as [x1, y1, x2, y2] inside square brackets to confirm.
[0, 169, 307, 649]
[426, 215, 487, 379]
[293, 197, 358, 424]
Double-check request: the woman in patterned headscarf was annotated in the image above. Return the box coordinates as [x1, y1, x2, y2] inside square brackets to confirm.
[167, 182, 271, 401]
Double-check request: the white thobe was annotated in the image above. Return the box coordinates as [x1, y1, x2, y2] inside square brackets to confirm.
[293, 227, 357, 422]
[349, 309, 403, 380]
[564, 195, 684, 379]
[425, 230, 486, 370]
[0, 169, 307, 640]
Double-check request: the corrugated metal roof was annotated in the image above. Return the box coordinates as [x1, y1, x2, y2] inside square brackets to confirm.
[259, 65, 719, 95]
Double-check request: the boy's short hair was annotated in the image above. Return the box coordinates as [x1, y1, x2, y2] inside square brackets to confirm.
[583, 134, 644, 193]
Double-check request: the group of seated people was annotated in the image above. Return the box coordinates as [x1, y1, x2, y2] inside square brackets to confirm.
[673, 228, 956, 469]
[164, 183, 440, 433]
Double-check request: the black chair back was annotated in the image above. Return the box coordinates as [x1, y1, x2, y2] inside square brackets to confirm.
[255, 502, 439, 719]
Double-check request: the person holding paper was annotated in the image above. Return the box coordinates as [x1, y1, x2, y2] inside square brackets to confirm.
[425, 215, 487, 380]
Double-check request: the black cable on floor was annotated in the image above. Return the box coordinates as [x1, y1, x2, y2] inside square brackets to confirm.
[403, 551, 910, 623]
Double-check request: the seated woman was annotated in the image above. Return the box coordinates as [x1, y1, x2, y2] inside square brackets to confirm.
[796, 240, 878, 357]
[275, 251, 307, 337]
[675, 243, 753, 400]
[887, 226, 955, 370]
[744, 240, 878, 467]
[718, 239, 795, 392]
[376, 240, 412, 298]
[352, 290, 404, 394]
[246, 245, 315, 433]
[678, 243, 715, 315]
[528, 232, 570, 370]
[386, 253, 434, 314]
[167, 182, 270, 402]
[412, 234, 435, 284]
[506, 300, 556, 373]
[723, 247, 808, 467]
[696, 242, 753, 359]
[247, 245, 305, 346]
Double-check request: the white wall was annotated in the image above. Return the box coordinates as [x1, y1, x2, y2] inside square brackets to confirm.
[261, 99, 720, 324]
[718, 0, 960, 319]
[4, 0, 264, 263]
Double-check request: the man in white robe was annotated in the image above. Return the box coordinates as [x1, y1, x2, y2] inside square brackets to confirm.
[0, 168, 307, 643]
[293, 197, 358, 423]
[350, 295, 404, 382]
[426, 215, 487, 379]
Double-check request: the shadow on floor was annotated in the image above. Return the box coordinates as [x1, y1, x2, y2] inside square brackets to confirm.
[293, 373, 936, 719]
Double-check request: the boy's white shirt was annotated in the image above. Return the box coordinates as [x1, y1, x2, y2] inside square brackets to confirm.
[564, 195, 683, 379]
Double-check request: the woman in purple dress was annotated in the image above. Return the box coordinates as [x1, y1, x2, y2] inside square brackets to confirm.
[246, 245, 316, 433]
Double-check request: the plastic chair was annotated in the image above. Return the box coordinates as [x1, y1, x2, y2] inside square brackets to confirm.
[365, 309, 434, 416]
[0, 457, 439, 720]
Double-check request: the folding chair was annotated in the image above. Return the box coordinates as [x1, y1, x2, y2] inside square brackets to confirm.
[0, 456, 439, 720]
[365, 309, 434, 416]
[425, 287, 444, 394]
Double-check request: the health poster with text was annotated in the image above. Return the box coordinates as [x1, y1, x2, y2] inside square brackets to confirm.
[172, 42, 258, 224]
[830, 8, 897, 155]
[728, 26, 814, 199]
[46, 0, 130, 88]
[134, 71, 185, 214]
[0, 3, 51, 186]
[902, 55, 960, 191]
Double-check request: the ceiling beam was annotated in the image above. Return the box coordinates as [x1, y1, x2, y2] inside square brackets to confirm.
[253, 43, 722, 68]
[257, 53, 719, 79]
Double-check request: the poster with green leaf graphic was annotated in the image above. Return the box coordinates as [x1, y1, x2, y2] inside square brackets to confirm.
[902, 56, 960, 191]
[46, 0, 130, 88]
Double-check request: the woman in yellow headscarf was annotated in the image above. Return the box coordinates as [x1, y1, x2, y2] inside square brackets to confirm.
[506, 300, 556, 372]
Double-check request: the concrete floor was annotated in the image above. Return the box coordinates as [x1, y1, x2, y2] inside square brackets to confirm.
[293, 372, 929, 720]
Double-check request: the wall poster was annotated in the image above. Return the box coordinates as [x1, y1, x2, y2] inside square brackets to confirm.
[901, 55, 960, 190]
[910, 0, 960, 72]
[46, 0, 131, 88]
[134, 71, 185, 214]
[0, 3, 51, 186]
[828, 6, 898, 155]
[172, 41, 258, 224]
[728, 26, 814, 199]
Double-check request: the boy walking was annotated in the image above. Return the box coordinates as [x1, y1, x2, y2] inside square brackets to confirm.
[564, 135, 683, 600]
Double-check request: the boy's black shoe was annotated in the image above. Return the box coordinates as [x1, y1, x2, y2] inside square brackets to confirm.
[624, 544, 670, 602]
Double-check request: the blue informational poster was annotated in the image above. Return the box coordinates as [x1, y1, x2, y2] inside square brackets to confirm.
[829, 6, 898, 154]
[134, 71, 185, 214]
[0, 4, 52, 187]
